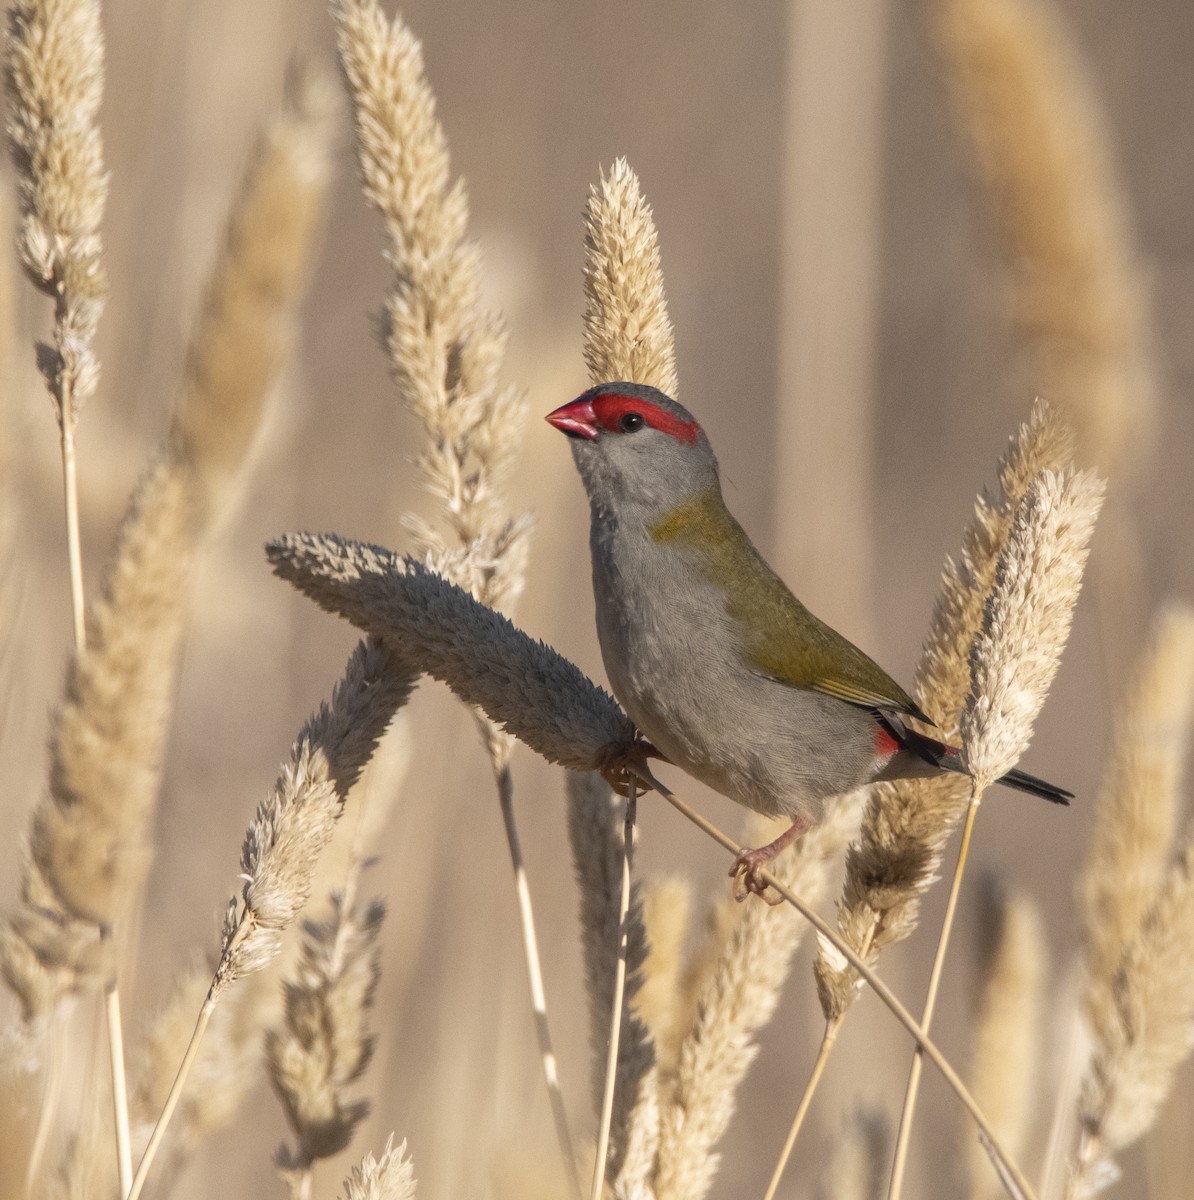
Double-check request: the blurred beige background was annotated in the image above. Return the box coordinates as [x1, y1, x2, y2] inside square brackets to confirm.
[2, 0, 1192, 1196]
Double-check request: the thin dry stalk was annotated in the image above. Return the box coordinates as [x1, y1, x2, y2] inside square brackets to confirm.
[128, 638, 415, 1200]
[6, 0, 109, 649]
[339, 1135, 417, 1200]
[763, 1019, 841, 1200]
[1080, 604, 1194, 1038]
[589, 780, 638, 1200]
[927, 0, 1155, 474]
[582, 157, 678, 394]
[965, 882, 1046, 1200]
[567, 772, 655, 1194]
[654, 794, 862, 1200]
[815, 401, 1073, 1020]
[1070, 842, 1194, 1197]
[130, 962, 276, 1188]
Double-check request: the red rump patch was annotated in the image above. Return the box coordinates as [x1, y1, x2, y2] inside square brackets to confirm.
[590, 392, 700, 446]
[873, 725, 900, 759]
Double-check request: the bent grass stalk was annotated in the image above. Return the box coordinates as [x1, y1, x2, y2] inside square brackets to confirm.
[631, 767, 1040, 1200]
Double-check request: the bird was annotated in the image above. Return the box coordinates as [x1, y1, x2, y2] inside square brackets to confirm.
[546, 381, 1071, 901]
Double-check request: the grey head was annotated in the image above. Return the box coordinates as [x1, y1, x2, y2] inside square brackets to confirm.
[544, 382, 720, 517]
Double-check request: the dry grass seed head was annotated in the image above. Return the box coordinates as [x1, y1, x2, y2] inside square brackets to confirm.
[1075, 841, 1194, 1192]
[268, 893, 385, 1165]
[217, 639, 416, 991]
[637, 875, 693, 1080]
[333, 0, 528, 614]
[1080, 603, 1194, 1037]
[4, 75, 336, 1015]
[6, 0, 109, 420]
[339, 1135, 417, 1200]
[267, 533, 635, 769]
[172, 62, 337, 508]
[583, 157, 679, 394]
[930, 0, 1155, 474]
[655, 792, 863, 1200]
[962, 466, 1104, 789]
[816, 401, 1074, 1020]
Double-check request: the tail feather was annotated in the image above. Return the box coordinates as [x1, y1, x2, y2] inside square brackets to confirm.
[876, 714, 1072, 806]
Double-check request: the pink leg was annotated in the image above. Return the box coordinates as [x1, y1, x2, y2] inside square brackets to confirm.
[729, 815, 813, 904]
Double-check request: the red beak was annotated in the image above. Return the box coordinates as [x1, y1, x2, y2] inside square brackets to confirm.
[545, 398, 599, 441]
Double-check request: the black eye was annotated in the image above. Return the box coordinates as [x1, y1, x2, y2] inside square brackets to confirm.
[619, 412, 645, 432]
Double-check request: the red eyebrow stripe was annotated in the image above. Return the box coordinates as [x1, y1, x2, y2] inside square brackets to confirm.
[590, 393, 700, 445]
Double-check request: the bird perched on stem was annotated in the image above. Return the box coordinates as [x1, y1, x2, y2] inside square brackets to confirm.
[547, 382, 1070, 901]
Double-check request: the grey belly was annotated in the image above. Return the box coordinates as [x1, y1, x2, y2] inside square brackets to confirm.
[596, 569, 876, 822]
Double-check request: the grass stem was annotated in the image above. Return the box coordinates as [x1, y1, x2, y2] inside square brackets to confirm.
[887, 781, 983, 1200]
[590, 778, 637, 1200]
[495, 763, 581, 1199]
[762, 1015, 842, 1200]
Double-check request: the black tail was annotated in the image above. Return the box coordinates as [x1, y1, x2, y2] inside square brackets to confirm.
[996, 765, 1072, 806]
[876, 713, 1073, 806]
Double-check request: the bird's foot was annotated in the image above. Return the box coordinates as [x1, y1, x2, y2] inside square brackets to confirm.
[596, 738, 667, 796]
[729, 815, 812, 904]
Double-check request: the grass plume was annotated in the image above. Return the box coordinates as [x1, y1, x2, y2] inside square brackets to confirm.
[816, 401, 1074, 1019]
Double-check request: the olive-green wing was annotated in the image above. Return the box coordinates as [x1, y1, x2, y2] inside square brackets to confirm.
[652, 487, 926, 719]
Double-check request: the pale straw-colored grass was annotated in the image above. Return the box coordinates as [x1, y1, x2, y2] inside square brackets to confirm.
[1080, 604, 1194, 1032]
[962, 468, 1104, 790]
[269, 888, 385, 1195]
[1071, 842, 1194, 1197]
[566, 771, 655, 1191]
[7, 0, 106, 678]
[927, 0, 1154, 476]
[1, 67, 337, 1018]
[338, 1135, 418, 1200]
[815, 400, 1073, 1020]
[965, 883, 1046, 1200]
[1065, 604, 1194, 1197]
[125, 638, 416, 1200]
[655, 794, 863, 1200]
[636, 876, 693, 1080]
[889, 464, 1100, 1200]
[333, 0, 528, 621]
[131, 963, 276, 1188]
[582, 157, 679, 396]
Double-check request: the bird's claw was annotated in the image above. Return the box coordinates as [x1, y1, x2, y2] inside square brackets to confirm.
[729, 851, 785, 905]
[597, 738, 665, 796]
